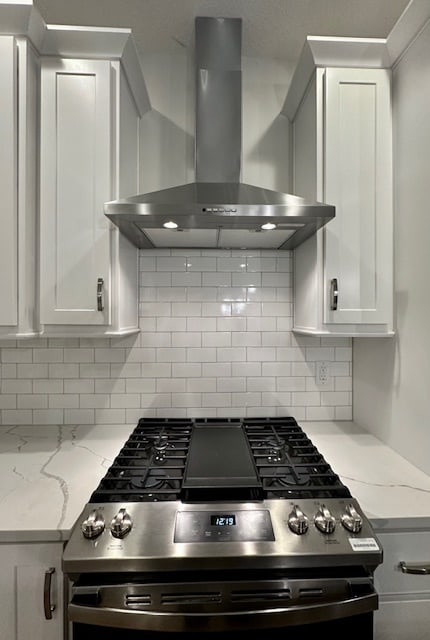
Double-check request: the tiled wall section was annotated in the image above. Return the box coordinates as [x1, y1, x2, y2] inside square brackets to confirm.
[0, 249, 352, 424]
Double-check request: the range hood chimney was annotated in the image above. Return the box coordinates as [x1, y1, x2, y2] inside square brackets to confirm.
[104, 17, 335, 250]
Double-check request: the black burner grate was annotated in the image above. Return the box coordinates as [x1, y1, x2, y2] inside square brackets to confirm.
[89, 416, 350, 503]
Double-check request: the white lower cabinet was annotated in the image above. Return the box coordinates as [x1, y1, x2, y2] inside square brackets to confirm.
[0, 541, 64, 640]
[39, 54, 145, 337]
[373, 530, 430, 639]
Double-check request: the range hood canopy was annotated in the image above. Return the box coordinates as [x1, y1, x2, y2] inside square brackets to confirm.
[105, 17, 335, 251]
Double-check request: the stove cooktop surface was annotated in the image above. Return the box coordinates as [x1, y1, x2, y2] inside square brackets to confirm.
[89, 417, 351, 503]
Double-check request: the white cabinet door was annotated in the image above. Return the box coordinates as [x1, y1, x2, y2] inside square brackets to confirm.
[0, 542, 64, 640]
[0, 36, 18, 327]
[373, 529, 430, 640]
[292, 66, 394, 336]
[0, 36, 39, 338]
[40, 58, 111, 326]
[324, 68, 393, 325]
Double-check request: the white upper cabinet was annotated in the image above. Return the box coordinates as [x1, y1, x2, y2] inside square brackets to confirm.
[284, 38, 394, 337]
[39, 27, 150, 336]
[0, 33, 39, 338]
[40, 58, 112, 327]
[0, 3, 150, 339]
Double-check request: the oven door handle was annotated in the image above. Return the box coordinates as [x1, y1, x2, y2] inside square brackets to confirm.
[68, 589, 378, 632]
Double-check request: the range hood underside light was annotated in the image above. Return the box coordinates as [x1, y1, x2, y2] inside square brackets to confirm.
[142, 227, 299, 249]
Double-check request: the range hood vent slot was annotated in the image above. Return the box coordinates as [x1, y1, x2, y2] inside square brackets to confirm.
[104, 17, 335, 250]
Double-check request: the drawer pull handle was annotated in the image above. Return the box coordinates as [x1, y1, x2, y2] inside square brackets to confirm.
[97, 278, 104, 312]
[330, 278, 338, 311]
[399, 561, 430, 575]
[44, 567, 56, 619]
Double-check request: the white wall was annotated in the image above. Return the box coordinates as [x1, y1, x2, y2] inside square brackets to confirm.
[353, 17, 430, 475]
[138, 51, 293, 192]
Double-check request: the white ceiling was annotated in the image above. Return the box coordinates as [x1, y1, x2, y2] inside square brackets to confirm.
[35, 0, 410, 64]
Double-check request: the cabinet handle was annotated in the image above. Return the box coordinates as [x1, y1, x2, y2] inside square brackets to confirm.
[97, 277, 104, 311]
[43, 567, 56, 620]
[399, 561, 430, 575]
[330, 278, 338, 311]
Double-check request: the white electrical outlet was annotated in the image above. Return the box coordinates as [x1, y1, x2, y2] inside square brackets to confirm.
[316, 361, 330, 386]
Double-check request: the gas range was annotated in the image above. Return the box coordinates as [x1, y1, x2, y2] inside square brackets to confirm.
[63, 417, 383, 636]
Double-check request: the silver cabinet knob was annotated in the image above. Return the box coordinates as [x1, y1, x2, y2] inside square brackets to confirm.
[288, 505, 309, 535]
[110, 508, 133, 538]
[81, 509, 105, 539]
[341, 504, 363, 533]
[314, 504, 336, 534]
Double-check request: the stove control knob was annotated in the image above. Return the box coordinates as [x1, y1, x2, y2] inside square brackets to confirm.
[314, 504, 336, 534]
[81, 509, 105, 539]
[110, 508, 133, 538]
[288, 505, 309, 535]
[341, 504, 363, 533]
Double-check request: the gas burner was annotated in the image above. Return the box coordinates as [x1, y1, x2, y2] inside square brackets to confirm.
[152, 435, 174, 465]
[266, 438, 286, 463]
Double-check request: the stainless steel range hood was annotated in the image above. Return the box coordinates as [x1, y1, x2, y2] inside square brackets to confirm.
[104, 17, 335, 250]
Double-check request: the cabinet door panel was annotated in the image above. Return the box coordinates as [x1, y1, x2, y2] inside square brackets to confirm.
[0, 37, 18, 326]
[40, 58, 111, 325]
[324, 68, 393, 324]
[375, 600, 430, 640]
[0, 543, 63, 640]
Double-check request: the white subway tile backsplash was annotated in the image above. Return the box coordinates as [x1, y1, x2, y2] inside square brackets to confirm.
[94, 379, 124, 394]
[186, 257, 216, 271]
[2, 409, 32, 424]
[36, 379, 65, 393]
[33, 349, 63, 363]
[157, 348, 186, 362]
[0, 395, 17, 409]
[78, 364, 109, 378]
[17, 395, 48, 409]
[48, 364, 79, 378]
[172, 363, 202, 378]
[64, 409, 95, 424]
[158, 378, 187, 393]
[187, 377, 216, 393]
[232, 362, 261, 377]
[34, 409, 64, 424]
[202, 362, 231, 377]
[247, 377, 276, 392]
[80, 394, 110, 409]
[202, 272, 231, 287]
[172, 332, 202, 348]
[187, 347, 217, 362]
[2, 379, 32, 393]
[217, 377, 246, 393]
[157, 256, 187, 271]
[3, 349, 33, 363]
[172, 272, 201, 287]
[306, 406, 335, 420]
[0, 249, 352, 425]
[125, 379, 156, 393]
[64, 348, 94, 363]
[202, 332, 231, 347]
[232, 332, 261, 347]
[18, 364, 48, 378]
[110, 394, 141, 409]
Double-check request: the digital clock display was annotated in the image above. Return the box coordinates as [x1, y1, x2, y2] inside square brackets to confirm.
[210, 515, 236, 526]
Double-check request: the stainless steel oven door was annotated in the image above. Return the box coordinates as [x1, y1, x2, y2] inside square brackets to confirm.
[69, 576, 378, 634]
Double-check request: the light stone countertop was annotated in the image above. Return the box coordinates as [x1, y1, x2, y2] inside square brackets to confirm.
[1, 420, 430, 543]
